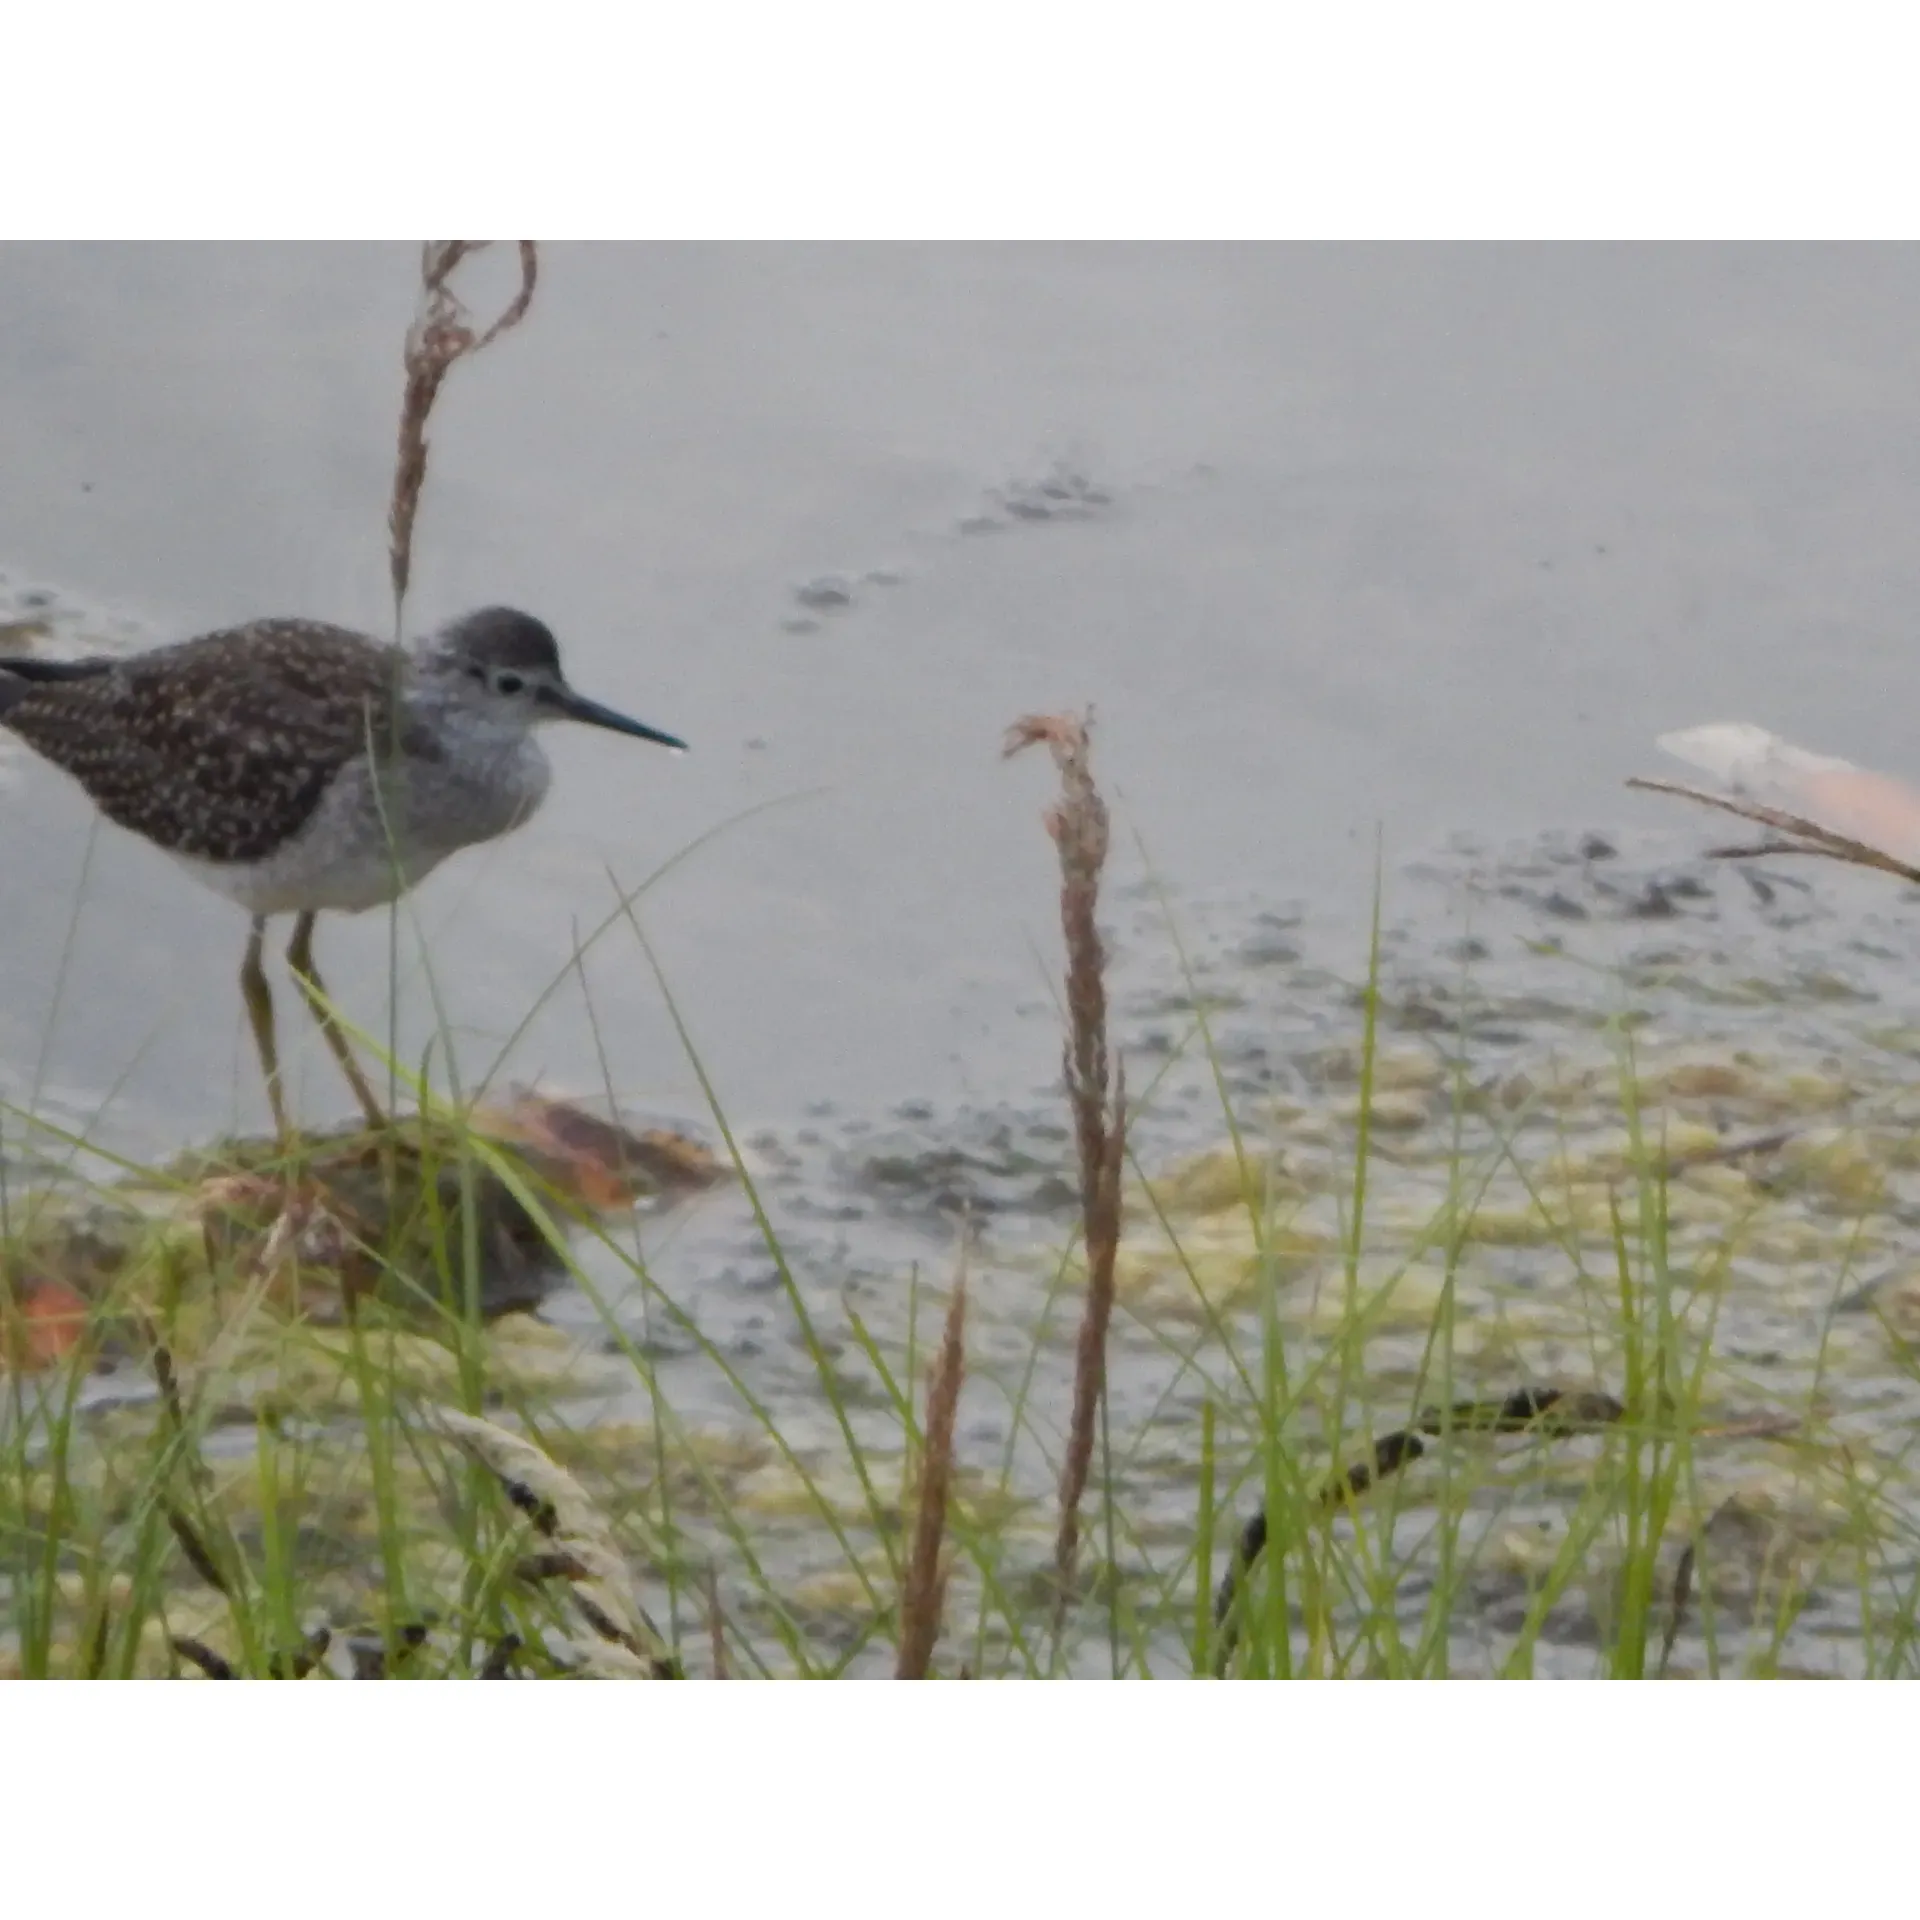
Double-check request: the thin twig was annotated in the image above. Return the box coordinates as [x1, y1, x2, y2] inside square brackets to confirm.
[1626, 776, 1920, 884]
[896, 1272, 967, 1679]
[1661, 1129, 1796, 1174]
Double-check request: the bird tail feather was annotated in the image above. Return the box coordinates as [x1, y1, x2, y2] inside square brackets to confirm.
[0, 655, 115, 717]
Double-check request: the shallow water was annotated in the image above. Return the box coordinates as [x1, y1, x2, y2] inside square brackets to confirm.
[10, 244, 1920, 1673]
[12, 243, 1920, 1139]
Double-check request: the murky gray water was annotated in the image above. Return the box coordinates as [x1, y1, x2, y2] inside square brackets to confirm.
[11, 243, 1920, 1140]
[10, 244, 1920, 1672]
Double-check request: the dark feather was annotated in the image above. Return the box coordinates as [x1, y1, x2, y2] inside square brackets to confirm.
[0, 620, 435, 864]
[0, 655, 119, 683]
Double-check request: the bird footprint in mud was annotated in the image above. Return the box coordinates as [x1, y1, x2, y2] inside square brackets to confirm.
[780, 568, 907, 635]
[776, 457, 1139, 634]
[957, 459, 1115, 535]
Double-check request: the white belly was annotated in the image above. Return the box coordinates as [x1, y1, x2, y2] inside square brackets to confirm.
[173, 837, 460, 916]
[173, 734, 552, 918]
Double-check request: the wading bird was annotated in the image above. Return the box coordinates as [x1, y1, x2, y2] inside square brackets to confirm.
[0, 606, 685, 1138]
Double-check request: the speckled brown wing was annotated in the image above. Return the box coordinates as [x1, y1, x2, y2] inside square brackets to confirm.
[0, 620, 435, 865]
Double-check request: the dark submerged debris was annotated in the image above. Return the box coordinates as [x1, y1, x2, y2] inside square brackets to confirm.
[1212, 1386, 1628, 1672]
[171, 1636, 236, 1680]
[165, 1505, 232, 1597]
[0, 1096, 723, 1377]
[479, 1635, 523, 1680]
[192, 1128, 567, 1324]
[1660, 1543, 1696, 1677]
[346, 1622, 435, 1680]
[265, 1627, 333, 1680]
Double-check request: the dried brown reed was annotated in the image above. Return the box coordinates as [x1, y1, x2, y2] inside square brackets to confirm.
[1003, 711, 1125, 1636]
[895, 1272, 968, 1680]
[387, 241, 539, 636]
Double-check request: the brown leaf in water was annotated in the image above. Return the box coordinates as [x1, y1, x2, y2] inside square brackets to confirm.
[473, 1093, 727, 1210]
[0, 1277, 91, 1372]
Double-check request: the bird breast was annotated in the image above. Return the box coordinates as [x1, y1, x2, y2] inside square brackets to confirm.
[178, 726, 554, 917]
[400, 722, 555, 850]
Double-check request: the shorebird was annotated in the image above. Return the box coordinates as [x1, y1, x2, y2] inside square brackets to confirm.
[0, 606, 686, 1138]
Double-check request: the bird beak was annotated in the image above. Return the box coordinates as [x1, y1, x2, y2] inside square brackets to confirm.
[547, 685, 687, 752]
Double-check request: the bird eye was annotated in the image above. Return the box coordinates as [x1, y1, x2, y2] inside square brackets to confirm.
[492, 671, 526, 696]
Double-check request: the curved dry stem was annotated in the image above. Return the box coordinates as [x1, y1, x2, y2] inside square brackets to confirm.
[388, 240, 541, 633]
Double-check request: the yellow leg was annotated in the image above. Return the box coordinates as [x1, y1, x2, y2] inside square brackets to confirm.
[240, 915, 292, 1142]
[286, 910, 386, 1130]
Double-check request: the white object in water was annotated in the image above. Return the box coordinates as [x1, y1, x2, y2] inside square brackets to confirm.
[1657, 722, 1920, 869]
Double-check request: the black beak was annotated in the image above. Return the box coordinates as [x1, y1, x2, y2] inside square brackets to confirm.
[546, 684, 687, 752]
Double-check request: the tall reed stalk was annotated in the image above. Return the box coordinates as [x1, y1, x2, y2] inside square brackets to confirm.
[895, 1274, 967, 1679]
[1004, 712, 1125, 1647]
